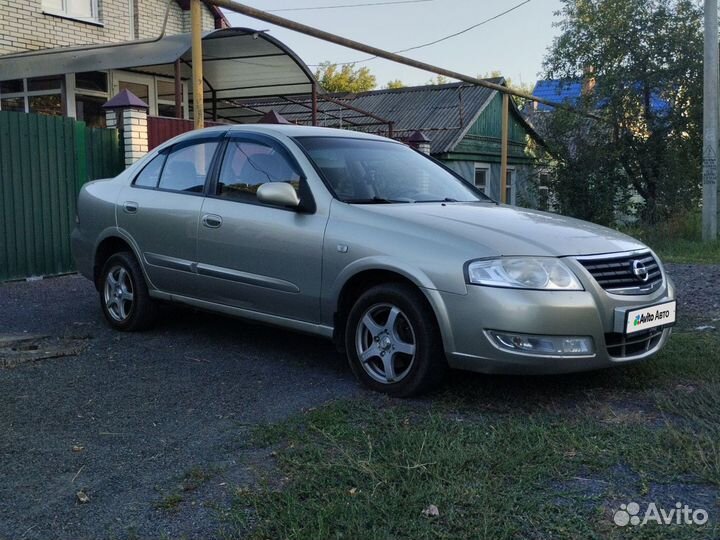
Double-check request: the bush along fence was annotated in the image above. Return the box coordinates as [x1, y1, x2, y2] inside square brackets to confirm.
[0, 111, 123, 281]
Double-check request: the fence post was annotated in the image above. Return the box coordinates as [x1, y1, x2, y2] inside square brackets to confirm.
[74, 121, 88, 192]
[103, 90, 150, 168]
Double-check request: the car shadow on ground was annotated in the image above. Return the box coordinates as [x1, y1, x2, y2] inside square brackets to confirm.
[153, 302, 651, 412]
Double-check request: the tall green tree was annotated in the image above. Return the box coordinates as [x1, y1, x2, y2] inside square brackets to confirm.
[314, 62, 377, 93]
[542, 0, 703, 223]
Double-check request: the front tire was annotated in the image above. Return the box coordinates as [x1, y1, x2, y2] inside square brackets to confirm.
[345, 283, 446, 397]
[99, 251, 157, 331]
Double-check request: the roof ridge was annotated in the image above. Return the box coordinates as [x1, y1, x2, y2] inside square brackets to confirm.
[335, 78, 504, 98]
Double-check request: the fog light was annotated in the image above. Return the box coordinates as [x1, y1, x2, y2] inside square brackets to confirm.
[488, 331, 594, 357]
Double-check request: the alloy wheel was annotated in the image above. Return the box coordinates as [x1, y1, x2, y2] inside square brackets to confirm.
[355, 302, 417, 384]
[103, 265, 134, 322]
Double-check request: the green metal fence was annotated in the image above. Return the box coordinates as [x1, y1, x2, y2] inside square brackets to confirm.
[0, 111, 124, 282]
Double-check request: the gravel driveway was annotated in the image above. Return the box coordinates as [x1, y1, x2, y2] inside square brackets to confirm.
[1, 263, 718, 540]
[0, 275, 362, 540]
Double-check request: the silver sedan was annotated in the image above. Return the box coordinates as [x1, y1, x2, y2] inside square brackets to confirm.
[72, 125, 676, 396]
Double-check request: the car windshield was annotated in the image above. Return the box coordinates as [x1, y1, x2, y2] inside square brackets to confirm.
[294, 136, 492, 204]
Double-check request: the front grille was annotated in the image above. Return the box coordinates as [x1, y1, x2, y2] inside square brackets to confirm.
[605, 328, 664, 358]
[576, 251, 663, 295]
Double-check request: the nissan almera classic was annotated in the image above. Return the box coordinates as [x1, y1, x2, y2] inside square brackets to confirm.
[72, 125, 676, 396]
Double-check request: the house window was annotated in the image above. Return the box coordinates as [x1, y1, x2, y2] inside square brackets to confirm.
[156, 80, 182, 118]
[0, 76, 64, 116]
[119, 81, 149, 103]
[75, 71, 108, 128]
[505, 168, 515, 204]
[42, 0, 99, 22]
[473, 163, 490, 194]
[0, 97, 24, 112]
[537, 172, 552, 211]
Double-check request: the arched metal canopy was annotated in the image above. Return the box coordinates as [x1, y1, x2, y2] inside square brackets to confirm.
[0, 27, 317, 119]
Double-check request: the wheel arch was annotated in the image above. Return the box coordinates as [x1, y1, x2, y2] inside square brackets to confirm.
[332, 265, 452, 352]
[92, 230, 145, 290]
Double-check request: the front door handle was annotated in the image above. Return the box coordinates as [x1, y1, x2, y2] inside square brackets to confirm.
[123, 201, 138, 214]
[202, 214, 223, 228]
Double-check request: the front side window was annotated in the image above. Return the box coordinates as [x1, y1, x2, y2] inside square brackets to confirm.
[217, 139, 301, 202]
[295, 137, 489, 204]
[158, 141, 219, 193]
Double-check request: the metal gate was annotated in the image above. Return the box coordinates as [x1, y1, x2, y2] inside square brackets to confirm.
[0, 111, 123, 281]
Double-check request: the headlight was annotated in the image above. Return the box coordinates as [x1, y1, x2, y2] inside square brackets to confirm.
[466, 257, 583, 290]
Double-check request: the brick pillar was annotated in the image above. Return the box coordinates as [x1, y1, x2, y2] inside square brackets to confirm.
[102, 90, 150, 167]
[120, 107, 149, 167]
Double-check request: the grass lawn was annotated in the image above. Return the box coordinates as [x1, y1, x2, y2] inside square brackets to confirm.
[617, 214, 720, 264]
[642, 238, 720, 265]
[225, 330, 720, 539]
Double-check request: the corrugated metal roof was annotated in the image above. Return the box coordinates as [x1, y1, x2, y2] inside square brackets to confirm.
[237, 80, 503, 153]
[0, 28, 316, 106]
[530, 79, 671, 114]
[530, 80, 583, 111]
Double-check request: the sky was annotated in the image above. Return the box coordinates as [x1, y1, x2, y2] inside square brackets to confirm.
[223, 0, 565, 90]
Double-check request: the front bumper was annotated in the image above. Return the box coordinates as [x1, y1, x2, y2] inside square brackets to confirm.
[430, 273, 676, 375]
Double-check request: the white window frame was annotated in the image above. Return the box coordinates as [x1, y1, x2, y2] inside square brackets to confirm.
[473, 162, 491, 195]
[71, 71, 111, 125]
[110, 71, 188, 119]
[537, 171, 554, 211]
[505, 166, 515, 205]
[0, 77, 64, 114]
[155, 76, 189, 120]
[111, 71, 157, 114]
[42, 0, 101, 25]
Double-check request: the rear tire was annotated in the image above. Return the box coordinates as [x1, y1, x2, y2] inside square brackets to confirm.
[345, 283, 446, 397]
[99, 251, 157, 331]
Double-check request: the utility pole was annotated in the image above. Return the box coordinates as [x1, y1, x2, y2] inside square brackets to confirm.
[191, 0, 204, 129]
[703, 0, 718, 241]
[500, 93, 509, 204]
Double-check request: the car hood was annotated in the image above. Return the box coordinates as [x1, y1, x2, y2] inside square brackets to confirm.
[360, 202, 647, 257]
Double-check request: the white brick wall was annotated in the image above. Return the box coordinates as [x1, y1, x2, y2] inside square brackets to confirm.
[0, 0, 218, 56]
[105, 105, 149, 166]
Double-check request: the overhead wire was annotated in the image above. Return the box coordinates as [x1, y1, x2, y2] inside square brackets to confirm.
[267, 0, 433, 12]
[307, 0, 532, 67]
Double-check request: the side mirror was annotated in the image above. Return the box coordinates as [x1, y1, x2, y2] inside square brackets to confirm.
[256, 182, 301, 208]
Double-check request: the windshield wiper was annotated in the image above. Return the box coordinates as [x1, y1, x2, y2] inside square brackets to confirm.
[347, 197, 407, 204]
[414, 197, 461, 203]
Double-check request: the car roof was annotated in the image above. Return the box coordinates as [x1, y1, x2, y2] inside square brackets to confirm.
[186, 123, 400, 142]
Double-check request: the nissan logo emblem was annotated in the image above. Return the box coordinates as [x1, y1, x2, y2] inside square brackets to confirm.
[631, 260, 650, 282]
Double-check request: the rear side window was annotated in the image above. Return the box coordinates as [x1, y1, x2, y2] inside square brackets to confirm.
[216, 139, 301, 202]
[133, 153, 166, 188]
[158, 140, 219, 193]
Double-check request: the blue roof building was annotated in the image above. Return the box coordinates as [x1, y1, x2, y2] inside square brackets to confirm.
[528, 79, 671, 116]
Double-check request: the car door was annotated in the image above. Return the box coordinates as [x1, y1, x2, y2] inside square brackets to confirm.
[195, 134, 326, 322]
[116, 134, 223, 296]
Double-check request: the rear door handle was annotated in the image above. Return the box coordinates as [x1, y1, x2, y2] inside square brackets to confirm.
[202, 214, 223, 228]
[123, 201, 138, 214]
